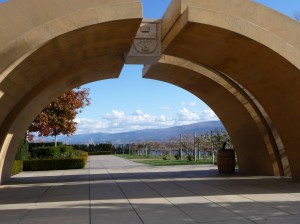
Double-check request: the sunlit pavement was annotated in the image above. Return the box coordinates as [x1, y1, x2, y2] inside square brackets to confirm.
[0, 155, 300, 224]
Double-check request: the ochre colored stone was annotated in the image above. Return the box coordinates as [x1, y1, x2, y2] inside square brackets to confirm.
[1, 0, 300, 183]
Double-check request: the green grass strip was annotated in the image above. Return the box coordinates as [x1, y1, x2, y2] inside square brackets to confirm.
[115, 154, 213, 166]
[132, 159, 213, 166]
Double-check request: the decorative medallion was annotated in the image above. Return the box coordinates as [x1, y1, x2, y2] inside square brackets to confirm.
[125, 20, 161, 65]
[133, 23, 158, 54]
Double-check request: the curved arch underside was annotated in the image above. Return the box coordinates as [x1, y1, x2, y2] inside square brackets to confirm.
[143, 55, 287, 177]
[1, 0, 300, 183]
[0, 0, 143, 183]
[158, 0, 300, 178]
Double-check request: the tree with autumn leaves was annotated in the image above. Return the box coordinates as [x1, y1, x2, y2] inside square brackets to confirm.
[28, 87, 90, 146]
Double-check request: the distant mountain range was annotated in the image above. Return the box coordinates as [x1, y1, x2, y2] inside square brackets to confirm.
[49, 120, 224, 144]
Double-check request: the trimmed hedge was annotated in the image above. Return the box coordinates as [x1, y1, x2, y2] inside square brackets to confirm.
[23, 157, 87, 171]
[12, 160, 23, 175]
[72, 143, 114, 152]
[30, 146, 74, 159]
[88, 151, 112, 156]
[79, 151, 88, 157]
[30, 147, 61, 159]
[15, 140, 29, 160]
[29, 142, 63, 152]
[59, 146, 73, 154]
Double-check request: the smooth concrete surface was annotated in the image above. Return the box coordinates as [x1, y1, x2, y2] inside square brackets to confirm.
[1, 155, 300, 224]
[0, 0, 142, 184]
[1, 0, 300, 184]
[158, 0, 300, 179]
[144, 55, 285, 177]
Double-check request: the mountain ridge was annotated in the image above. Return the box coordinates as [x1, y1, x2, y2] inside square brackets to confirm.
[53, 120, 224, 144]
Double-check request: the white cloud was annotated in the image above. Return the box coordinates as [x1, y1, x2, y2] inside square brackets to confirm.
[127, 113, 154, 125]
[101, 110, 175, 133]
[181, 101, 198, 107]
[133, 109, 144, 115]
[74, 108, 219, 134]
[189, 101, 197, 107]
[155, 115, 175, 126]
[175, 108, 219, 126]
[201, 109, 219, 121]
[74, 118, 108, 134]
[159, 106, 171, 111]
[177, 108, 200, 121]
[104, 110, 125, 122]
[176, 108, 201, 125]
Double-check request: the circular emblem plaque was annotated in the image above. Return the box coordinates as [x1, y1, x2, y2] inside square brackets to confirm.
[133, 39, 158, 54]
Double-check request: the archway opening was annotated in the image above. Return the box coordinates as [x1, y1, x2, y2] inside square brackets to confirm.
[19, 63, 228, 173]
[1, 0, 300, 184]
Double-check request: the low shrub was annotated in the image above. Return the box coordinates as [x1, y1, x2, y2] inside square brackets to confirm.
[15, 140, 29, 160]
[23, 157, 87, 171]
[72, 144, 114, 152]
[77, 151, 88, 157]
[29, 142, 63, 151]
[81, 155, 88, 166]
[12, 160, 23, 175]
[59, 146, 73, 154]
[30, 147, 61, 159]
[162, 156, 170, 160]
[187, 154, 193, 161]
[88, 151, 112, 156]
[30, 146, 74, 159]
[75, 150, 88, 165]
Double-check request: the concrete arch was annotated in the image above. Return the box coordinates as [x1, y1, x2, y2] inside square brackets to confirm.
[158, 0, 300, 179]
[0, 0, 142, 183]
[1, 0, 300, 183]
[144, 55, 289, 177]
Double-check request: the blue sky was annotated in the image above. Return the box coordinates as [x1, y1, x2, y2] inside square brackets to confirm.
[1, 0, 299, 134]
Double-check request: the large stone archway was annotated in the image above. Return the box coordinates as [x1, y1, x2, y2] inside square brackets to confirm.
[1, 0, 300, 184]
[144, 55, 288, 177]
[0, 0, 143, 183]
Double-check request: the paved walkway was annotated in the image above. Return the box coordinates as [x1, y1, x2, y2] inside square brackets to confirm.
[1, 155, 300, 224]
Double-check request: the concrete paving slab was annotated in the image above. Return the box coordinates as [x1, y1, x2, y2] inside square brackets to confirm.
[20, 212, 90, 224]
[91, 199, 133, 214]
[1, 155, 300, 223]
[91, 211, 143, 224]
[0, 216, 23, 224]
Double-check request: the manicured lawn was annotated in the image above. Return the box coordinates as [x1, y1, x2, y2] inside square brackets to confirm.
[115, 154, 167, 160]
[132, 159, 214, 166]
[115, 154, 214, 166]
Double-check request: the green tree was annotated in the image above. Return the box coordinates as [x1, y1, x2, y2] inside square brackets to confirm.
[15, 139, 29, 160]
[211, 129, 232, 150]
[29, 87, 90, 146]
